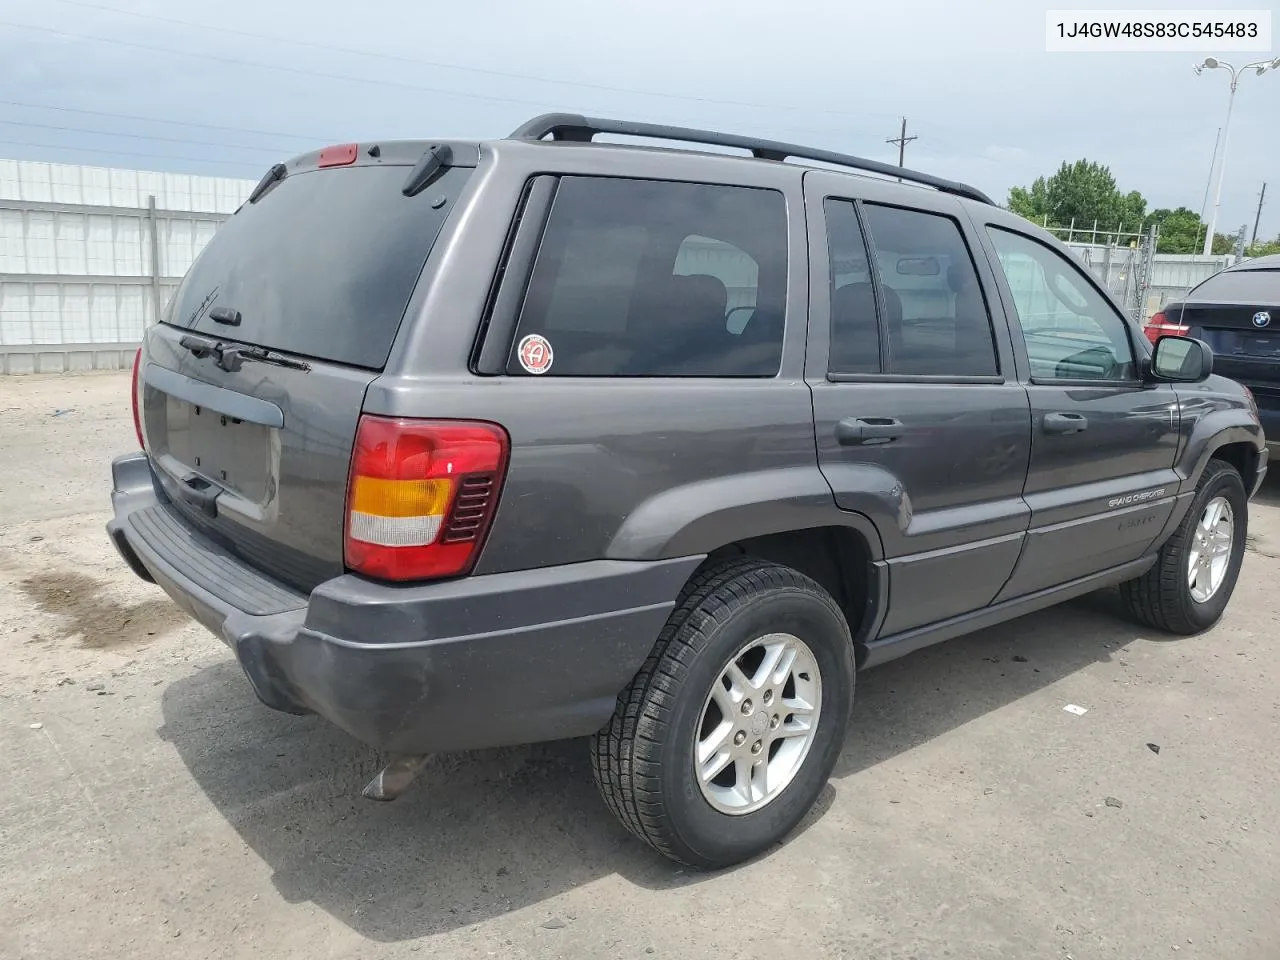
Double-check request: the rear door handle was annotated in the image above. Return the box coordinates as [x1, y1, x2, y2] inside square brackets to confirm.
[1043, 412, 1088, 435]
[835, 417, 904, 445]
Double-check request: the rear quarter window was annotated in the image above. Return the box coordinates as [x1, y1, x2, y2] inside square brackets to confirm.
[505, 177, 787, 377]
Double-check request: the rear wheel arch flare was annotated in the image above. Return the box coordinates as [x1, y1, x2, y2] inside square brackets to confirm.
[700, 524, 880, 653]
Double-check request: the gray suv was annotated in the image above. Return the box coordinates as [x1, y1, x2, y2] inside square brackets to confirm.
[107, 114, 1266, 869]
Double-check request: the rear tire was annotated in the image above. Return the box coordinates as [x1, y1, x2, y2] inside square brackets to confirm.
[1121, 458, 1247, 635]
[591, 558, 855, 869]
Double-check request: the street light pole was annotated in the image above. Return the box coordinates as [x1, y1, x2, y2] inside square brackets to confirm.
[1195, 57, 1280, 256]
[1202, 75, 1237, 255]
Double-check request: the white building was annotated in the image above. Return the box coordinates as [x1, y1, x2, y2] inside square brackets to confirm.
[0, 159, 254, 374]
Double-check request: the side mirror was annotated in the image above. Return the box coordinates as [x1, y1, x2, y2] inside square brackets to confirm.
[1149, 335, 1213, 383]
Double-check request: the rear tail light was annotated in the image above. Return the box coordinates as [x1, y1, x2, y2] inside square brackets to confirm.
[344, 416, 509, 581]
[130, 347, 145, 449]
[1144, 311, 1190, 345]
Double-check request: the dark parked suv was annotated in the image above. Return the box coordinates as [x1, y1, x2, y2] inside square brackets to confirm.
[108, 114, 1266, 869]
[1146, 254, 1280, 457]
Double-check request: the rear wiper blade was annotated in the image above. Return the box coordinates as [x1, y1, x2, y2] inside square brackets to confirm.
[218, 344, 311, 373]
[178, 334, 310, 373]
[402, 144, 452, 197]
[247, 162, 287, 205]
[179, 333, 220, 359]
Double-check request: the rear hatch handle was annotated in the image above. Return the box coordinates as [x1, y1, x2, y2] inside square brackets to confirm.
[176, 474, 221, 519]
[179, 333, 311, 374]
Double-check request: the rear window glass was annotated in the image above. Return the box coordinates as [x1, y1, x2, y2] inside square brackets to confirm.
[167, 164, 471, 369]
[1190, 269, 1280, 303]
[506, 176, 787, 377]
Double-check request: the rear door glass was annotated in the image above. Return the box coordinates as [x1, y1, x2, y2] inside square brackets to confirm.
[823, 198, 880, 374]
[506, 176, 787, 377]
[860, 204, 998, 377]
[168, 164, 472, 370]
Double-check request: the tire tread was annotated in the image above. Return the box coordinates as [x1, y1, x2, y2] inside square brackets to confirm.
[1121, 458, 1242, 634]
[590, 557, 844, 866]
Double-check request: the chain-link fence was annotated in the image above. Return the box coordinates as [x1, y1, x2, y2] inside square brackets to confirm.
[1054, 226, 1235, 324]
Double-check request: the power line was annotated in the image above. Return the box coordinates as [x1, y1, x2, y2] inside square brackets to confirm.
[43, 0, 894, 122]
[18, 6, 998, 151]
[0, 118, 292, 154]
[0, 100, 851, 173]
[0, 19, 579, 114]
[0, 21, 877, 150]
[5, 13, 1008, 171]
[0, 99, 333, 142]
[0, 137, 260, 170]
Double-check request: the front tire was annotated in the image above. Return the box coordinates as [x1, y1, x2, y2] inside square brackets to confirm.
[591, 558, 855, 869]
[1121, 458, 1248, 635]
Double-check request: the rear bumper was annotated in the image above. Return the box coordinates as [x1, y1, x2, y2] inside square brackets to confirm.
[108, 452, 701, 753]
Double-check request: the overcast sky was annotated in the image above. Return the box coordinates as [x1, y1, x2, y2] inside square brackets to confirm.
[2, 0, 1277, 238]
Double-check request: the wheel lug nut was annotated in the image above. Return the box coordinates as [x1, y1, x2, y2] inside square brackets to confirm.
[750, 740, 763, 755]
[740, 699, 753, 714]
[770, 715, 780, 729]
[762, 689, 774, 705]
[734, 731, 746, 746]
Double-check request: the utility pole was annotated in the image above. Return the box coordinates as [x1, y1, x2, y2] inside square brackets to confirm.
[1251, 182, 1267, 247]
[886, 117, 917, 167]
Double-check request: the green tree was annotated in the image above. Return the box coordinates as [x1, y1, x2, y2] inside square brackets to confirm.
[1148, 207, 1209, 254]
[1116, 190, 1147, 232]
[1007, 177, 1049, 221]
[1245, 234, 1280, 258]
[1006, 160, 1148, 237]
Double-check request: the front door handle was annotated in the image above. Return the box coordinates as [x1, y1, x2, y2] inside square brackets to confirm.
[835, 417, 905, 446]
[1043, 412, 1089, 435]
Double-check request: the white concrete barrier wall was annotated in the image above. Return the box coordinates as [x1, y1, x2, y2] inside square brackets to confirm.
[0, 158, 254, 371]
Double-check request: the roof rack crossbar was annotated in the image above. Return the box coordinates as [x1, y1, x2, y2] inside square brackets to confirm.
[508, 113, 994, 205]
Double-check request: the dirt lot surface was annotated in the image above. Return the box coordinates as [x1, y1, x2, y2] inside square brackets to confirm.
[1, 371, 1278, 960]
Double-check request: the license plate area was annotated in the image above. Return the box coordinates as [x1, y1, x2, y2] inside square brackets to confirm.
[1200, 328, 1280, 359]
[164, 396, 272, 504]
[1240, 333, 1280, 358]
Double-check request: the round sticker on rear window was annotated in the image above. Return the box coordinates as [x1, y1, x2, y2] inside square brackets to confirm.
[516, 334, 554, 375]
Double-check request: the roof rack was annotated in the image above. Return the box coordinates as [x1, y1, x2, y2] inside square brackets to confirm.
[508, 113, 994, 206]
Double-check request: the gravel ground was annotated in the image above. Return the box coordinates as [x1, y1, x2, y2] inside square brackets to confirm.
[1, 371, 1277, 960]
